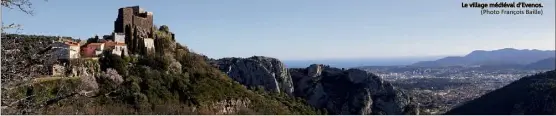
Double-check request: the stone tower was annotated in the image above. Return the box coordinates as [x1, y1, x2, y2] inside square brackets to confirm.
[114, 6, 155, 55]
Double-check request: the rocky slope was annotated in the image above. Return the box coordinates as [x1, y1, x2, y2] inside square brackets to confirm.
[289, 64, 418, 115]
[1, 34, 107, 114]
[445, 70, 556, 115]
[211, 56, 294, 95]
[1, 34, 322, 115]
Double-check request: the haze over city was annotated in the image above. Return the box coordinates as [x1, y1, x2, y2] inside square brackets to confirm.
[3, 0, 555, 60]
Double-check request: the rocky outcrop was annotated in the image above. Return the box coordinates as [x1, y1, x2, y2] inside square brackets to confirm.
[68, 59, 101, 77]
[290, 64, 418, 115]
[208, 99, 251, 115]
[212, 56, 418, 115]
[212, 56, 294, 95]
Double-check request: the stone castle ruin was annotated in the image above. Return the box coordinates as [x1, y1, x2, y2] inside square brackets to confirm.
[31, 6, 170, 77]
[114, 6, 156, 55]
[66, 6, 170, 60]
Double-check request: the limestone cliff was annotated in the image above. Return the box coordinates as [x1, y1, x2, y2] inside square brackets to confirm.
[212, 56, 294, 95]
[290, 64, 418, 115]
[211, 55, 418, 115]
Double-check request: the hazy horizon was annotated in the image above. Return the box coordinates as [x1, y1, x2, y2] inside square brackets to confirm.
[3, 0, 555, 60]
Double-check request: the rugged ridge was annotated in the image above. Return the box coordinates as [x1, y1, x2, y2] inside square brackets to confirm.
[211, 57, 418, 115]
[289, 64, 418, 115]
[524, 57, 556, 70]
[212, 56, 294, 95]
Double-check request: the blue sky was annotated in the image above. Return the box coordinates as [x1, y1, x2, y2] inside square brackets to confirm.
[3, 0, 555, 60]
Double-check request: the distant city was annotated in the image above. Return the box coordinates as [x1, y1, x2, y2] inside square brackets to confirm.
[346, 48, 555, 114]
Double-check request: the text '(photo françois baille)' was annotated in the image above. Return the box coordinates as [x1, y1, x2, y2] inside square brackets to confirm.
[462, 2, 544, 15]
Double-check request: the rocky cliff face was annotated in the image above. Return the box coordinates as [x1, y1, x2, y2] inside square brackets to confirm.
[212, 55, 419, 115]
[212, 56, 294, 95]
[290, 64, 418, 115]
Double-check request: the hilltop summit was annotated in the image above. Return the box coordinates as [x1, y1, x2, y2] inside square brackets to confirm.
[1, 6, 322, 115]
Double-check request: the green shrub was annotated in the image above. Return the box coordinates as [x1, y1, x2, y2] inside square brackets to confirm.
[100, 53, 128, 75]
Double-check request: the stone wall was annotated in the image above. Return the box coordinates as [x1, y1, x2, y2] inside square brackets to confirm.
[114, 7, 133, 33]
[132, 16, 153, 38]
[143, 38, 155, 54]
[114, 6, 153, 34]
[51, 64, 66, 76]
[113, 33, 125, 43]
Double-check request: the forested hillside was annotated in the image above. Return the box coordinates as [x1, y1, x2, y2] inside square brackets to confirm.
[446, 70, 556, 115]
[1, 33, 323, 115]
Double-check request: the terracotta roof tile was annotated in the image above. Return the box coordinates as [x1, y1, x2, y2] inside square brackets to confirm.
[64, 42, 79, 46]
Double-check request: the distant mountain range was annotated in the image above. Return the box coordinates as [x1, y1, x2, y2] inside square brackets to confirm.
[412, 48, 555, 69]
[524, 57, 556, 70]
[283, 56, 445, 68]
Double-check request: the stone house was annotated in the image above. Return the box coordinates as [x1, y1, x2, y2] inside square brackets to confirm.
[112, 43, 128, 56]
[66, 41, 81, 59]
[104, 41, 128, 56]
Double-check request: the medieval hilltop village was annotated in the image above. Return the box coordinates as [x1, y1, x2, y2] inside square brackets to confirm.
[3, 3, 555, 115]
[46, 6, 175, 75]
